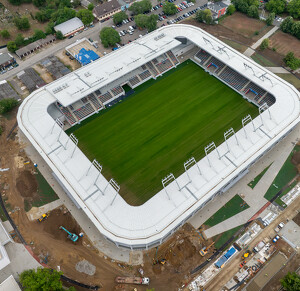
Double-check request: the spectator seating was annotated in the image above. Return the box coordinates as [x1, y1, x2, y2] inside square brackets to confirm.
[56, 102, 76, 125]
[139, 70, 151, 81]
[88, 94, 102, 110]
[219, 67, 249, 91]
[129, 76, 140, 87]
[155, 58, 173, 74]
[167, 50, 179, 65]
[73, 103, 95, 120]
[111, 86, 123, 96]
[195, 49, 211, 64]
[99, 91, 113, 104]
[259, 93, 276, 107]
[146, 61, 159, 76]
[207, 57, 226, 74]
[243, 82, 266, 98]
[94, 89, 101, 96]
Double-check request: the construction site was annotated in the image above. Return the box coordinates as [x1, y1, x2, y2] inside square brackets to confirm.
[1, 106, 300, 290]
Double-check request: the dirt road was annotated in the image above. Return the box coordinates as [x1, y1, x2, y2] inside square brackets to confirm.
[204, 195, 300, 291]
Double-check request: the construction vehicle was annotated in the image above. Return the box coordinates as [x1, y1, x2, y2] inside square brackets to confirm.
[37, 212, 50, 222]
[199, 242, 215, 256]
[115, 276, 150, 285]
[59, 226, 78, 242]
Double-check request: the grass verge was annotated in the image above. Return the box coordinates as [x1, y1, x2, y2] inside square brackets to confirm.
[213, 225, 243, 249]
[248, 163, 272, 189]
[251, 53, 277, 67]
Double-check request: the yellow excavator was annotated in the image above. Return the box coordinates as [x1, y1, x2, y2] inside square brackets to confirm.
[199, 242, 215, 256]
[37, 212, 50, 222]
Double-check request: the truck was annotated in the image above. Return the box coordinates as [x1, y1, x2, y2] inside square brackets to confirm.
[252, 241, 265, 253]
[115, 277, 150, 285]
[275, 222, 285, 233]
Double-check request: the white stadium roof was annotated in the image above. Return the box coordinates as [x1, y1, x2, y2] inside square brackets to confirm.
[18, 24, 300, 248]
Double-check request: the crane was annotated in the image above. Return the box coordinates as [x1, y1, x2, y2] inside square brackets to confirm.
[199, 242, 215, 256]
[59, 226, 78, 242]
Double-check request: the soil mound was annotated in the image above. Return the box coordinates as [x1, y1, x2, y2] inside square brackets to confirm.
[16, 170, 38, 197]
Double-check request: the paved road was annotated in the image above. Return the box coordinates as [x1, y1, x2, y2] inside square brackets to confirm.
[0, 0, 207, 83]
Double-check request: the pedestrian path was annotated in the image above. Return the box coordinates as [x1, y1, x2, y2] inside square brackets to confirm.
[265, 67, 289, 73]
[26, 199, 63, 221]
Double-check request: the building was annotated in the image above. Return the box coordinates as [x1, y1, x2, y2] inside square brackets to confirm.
[54, 17, 84, 38]
[15, 35, 56, 59]
[17, 24, 300, 250]
[0, 221, 12, 272]
[75, 48, 100, 66]
[80, 0, 91, 8]
[93, 0, 121, 21]
[208, 1, 228, 19]
[0, 275, 21, 291]
[0, 53, 16, 71]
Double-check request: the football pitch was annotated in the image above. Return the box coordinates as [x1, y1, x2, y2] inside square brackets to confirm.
[72, 61, 258, 205]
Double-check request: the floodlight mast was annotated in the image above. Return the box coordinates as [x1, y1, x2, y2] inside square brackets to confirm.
[224, 128, 239, 158]
[162, 174, 179, 200]
[204, 142, 220, 168]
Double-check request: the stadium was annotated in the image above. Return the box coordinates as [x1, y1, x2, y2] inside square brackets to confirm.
[18, 24, 300, 250]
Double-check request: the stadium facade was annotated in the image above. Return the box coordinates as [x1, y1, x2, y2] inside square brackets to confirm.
[18, 24, 300, 250]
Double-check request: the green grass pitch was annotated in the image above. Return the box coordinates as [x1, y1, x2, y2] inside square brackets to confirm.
[72, 61, 258, 205]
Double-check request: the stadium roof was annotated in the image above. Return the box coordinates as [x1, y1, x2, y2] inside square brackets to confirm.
[0, 275, 21, 291]
[17, 24, 300, 248]
[54, 17, 84, 36]
[75, 48, 100, 66]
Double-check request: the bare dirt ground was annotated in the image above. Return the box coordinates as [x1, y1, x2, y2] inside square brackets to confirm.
[270, 30, 300, 59]
[292, 212, 300, 226]
[56, 51, 81, 71]
[0, 0, 48, 45]
[33, 64, 54, 84]
[0, 111, 211, 290]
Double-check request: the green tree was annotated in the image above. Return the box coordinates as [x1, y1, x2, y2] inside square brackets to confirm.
[56, 30, 64, 39]
[291, 21, 300, 39]
[265, 0, 286, 15]
[33, 0, 46, 7]
[280, 272, 300, 291]
[35, 11, 49, 22]
[260, 38, 269, 50]
[145, 14, 158, 31]
[280, 16, 294, 33]
[195, 9, 213, 24]
[134, 14, 148, 28]
[15, 33, 24, 47]
[266, 12, 275, 25]
[247, 5, 259, 18]
[77, 9, 94, 25]
[51, 7, 76, 25]
[0, 30, 10, 39]
[88, 3, 94, 10]
[14, 17, 30, 30]
[162, 2, 177, 16]
[284, 52, 300, 70]
[129, 0, 152, 15]
[100, 27, 120, 48]
[71, 0, 81, 8]
[232, 0, 259, 14]
[287, 0, 300, 19]
[34, 29, 46, 40]
[7, 41, 17, 52]
[0, 98, 19, 114]
[113, 11, 128, 25]
[226, 5, 236, 15]
[8, 0, 22, 5]
[20, 268, 75, 291]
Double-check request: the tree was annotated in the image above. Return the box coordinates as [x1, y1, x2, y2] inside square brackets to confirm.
[291, 21, 300, 39]
[113, 11, 128, 25]
[129, 0, 152, 15]
[14, 17, 30, 30]
[265, 0, 286, 15]
[51, 7, 76, 25]
[260, 38, 269, 50]
[266, 12, 275, 25]
[232, 0, 259, 14]
[7, 41, 17, 52]
[56, 30, 64, 39]
[280, 16, 294, 33]
[162, 2, 177, 16]
[71, 0, 81, 8]
[195, 9, 213, 24]
[77, 9, 94, 26]
[0, 30, 10, 39]
[45, 21, 55, 34]
[100, 27, 120, 47]
[20, 268, 75, 291]
[88, 3, 94, 10]
[0, 98, 19, 114]
[284, 52, 300, 70]
[8, 0, 22, 5]
[287, 0, 300, 19]
[247, 5, 259, 18]
[145, 14, 158, 32]
[226, 5, 236, 15]
[134, 14, 148, 28]
[280, 272, 300, 291]
[15, 33, 24, 47]
[35, 11, 49, 22]
[34, 29, 46, 40]
[33, 0, 46, 7]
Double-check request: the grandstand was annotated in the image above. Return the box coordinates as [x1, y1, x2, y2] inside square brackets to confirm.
[18, 24, 300, 250]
